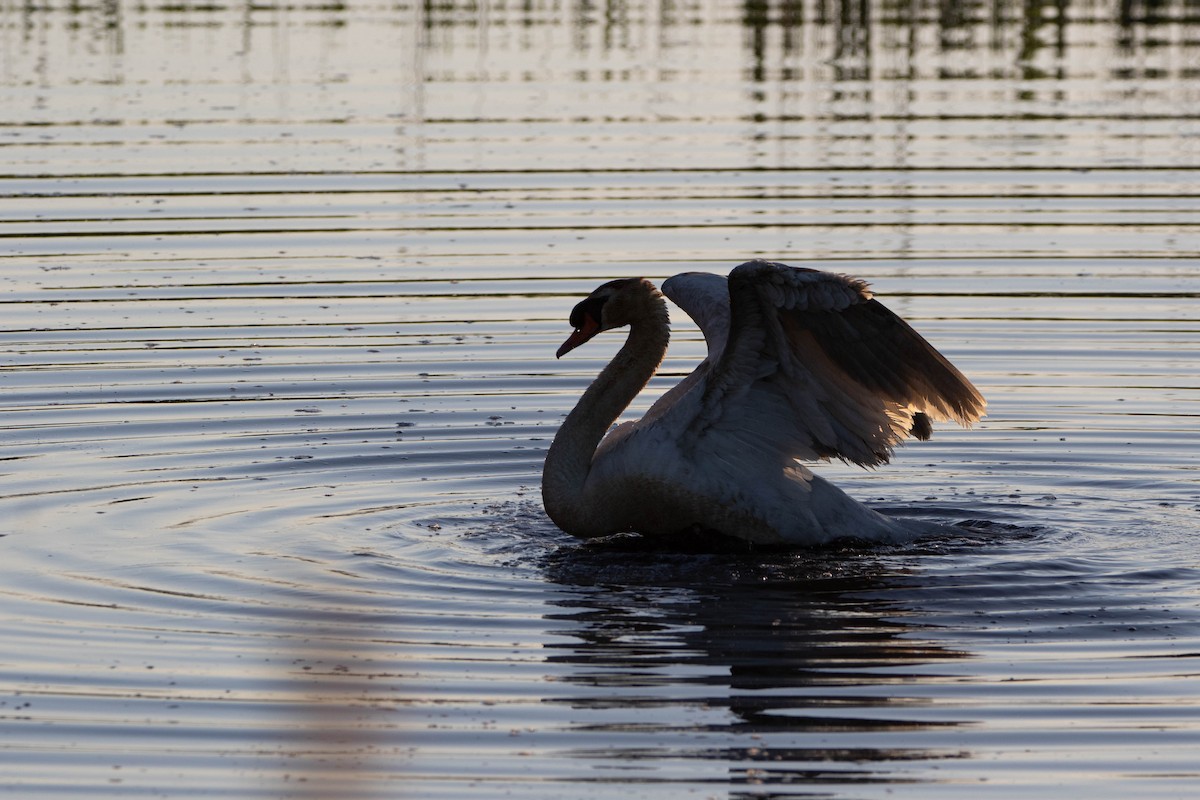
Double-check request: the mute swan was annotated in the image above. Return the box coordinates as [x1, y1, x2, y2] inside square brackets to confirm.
[542, 260, 986, 546]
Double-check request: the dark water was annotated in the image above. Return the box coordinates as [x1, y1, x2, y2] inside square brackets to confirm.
[2, 0, 1200, 797]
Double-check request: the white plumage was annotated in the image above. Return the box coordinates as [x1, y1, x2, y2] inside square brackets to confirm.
[542, 260, 986, 546]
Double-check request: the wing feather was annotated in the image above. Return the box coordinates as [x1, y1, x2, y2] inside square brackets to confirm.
[691, 260, 985, 467]
[660, 272, 731, 363]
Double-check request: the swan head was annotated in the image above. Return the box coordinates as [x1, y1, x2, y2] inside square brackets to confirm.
[556, 277, 660, 358]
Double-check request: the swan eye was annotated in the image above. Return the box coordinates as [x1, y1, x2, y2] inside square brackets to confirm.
[569, 295, 607, 329]
[568, 278, 639, 328]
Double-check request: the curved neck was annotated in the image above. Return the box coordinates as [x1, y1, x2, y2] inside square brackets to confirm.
[542, 303, 669, 536]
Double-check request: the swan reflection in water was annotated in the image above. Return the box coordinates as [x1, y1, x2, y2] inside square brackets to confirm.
[541, 541, 973, 788]
[543, 261, 986, 547]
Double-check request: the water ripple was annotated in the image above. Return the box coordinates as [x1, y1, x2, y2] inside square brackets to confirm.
[4, 1, 1200, 797]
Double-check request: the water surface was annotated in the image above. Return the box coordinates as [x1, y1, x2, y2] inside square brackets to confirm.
[2, 0, 1200, 797]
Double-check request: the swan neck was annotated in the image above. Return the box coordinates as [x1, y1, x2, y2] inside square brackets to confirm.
[542, 308, 669, 536]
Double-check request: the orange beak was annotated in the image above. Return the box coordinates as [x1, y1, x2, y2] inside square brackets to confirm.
[556, 313, 601, 358]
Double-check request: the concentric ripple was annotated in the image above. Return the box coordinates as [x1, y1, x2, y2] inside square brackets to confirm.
[4, 0, 1200, 797]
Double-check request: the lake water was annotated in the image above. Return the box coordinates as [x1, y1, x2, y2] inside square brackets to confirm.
[2, 0, 1200, 797]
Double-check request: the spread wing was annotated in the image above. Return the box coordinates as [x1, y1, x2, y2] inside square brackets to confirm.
[661, 271, 731, 363]
[676, 260, 986, 467]
[637, 271, 730, 423]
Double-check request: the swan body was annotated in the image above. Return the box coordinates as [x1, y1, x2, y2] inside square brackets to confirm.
[542, 260, 986, 546]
